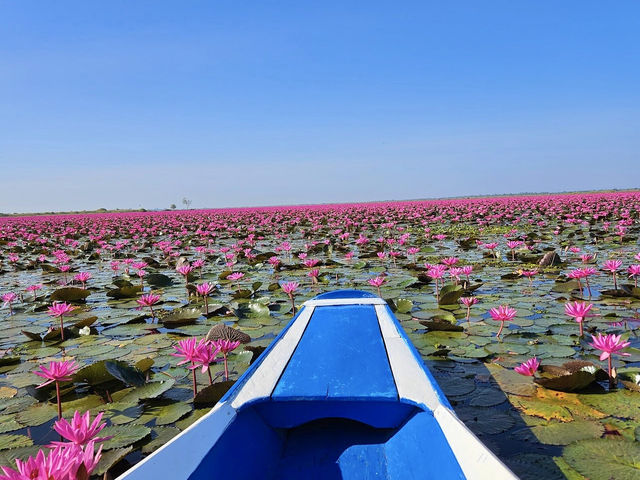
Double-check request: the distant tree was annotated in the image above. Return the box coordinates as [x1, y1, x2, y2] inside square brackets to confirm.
[170, 204, 177, 210]
[182, 197, 192, 209]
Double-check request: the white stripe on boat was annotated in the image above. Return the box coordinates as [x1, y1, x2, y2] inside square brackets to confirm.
[303, 297, 387, 307]
[375, 304, 442, 411]
[230, 305, 315, 408]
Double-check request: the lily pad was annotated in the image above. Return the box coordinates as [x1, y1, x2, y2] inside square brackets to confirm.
[149, 402, 192, 425]
[104, 361, 146, 387]
[193, 381, 235, 406]
[107, 285, 143, 299]
[113, 379, 176, 403]
[50, 287, 90, 302]
[535, 371, 596, 392]
[94, 446, 133, 476]
[527, 420, 604, 445]
[456, 407, 515, 435]
[141, 427, 180, 454]
[101, 424, 151, 450]
[563, 438, 640, 480]
[0, 434, 33, 451]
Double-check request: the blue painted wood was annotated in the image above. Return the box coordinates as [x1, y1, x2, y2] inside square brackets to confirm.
[274, 418, 391, 480]
[217, 305, 310, 406]
[384, 412, 466, 479]
[272, 305, 397, 400]
[254, 400, 417, 428]
[188, 408, 283, 480]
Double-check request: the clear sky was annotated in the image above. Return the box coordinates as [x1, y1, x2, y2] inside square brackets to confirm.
[1, 1, 639, 213]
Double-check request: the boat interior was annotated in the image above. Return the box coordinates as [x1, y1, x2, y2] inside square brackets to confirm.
[187, 294, 465, 479]
[188, 400, 465, 480]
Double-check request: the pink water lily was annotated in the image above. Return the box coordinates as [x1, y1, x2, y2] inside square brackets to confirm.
[190, 340, 222, 385]
[1, 292, 17, 315]
[0, 442, 102, 480]
[172, 337, 211, 397]
[196, 282, 215, 314]
[488, 305, 517, 338]
[590, 333, 630, 386]
[26, 284, 43, 301]
[628, 264, 640, 288]
[460, 297, 479, 323]
[47, 302, 75, 340]
[281, 281, 299, 314]
[564, 301, 594, 337]
[136, 293, 161, 320]
[51, 411, 111, 446]
[212, 339, 241, 381]
[34, 360, 79, 419]
[602, 259, 623, 290]
[74, 271, 91, 289]
[367, 276, 386, 297]
[514, 357, 540, 376]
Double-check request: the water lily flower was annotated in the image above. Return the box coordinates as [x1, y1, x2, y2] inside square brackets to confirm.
[34, 360, 79, 419]
[1, 292, 18, 315]
[602, 259, 623, 290]
[564, 301, 593, 336]
[628, 264, 640, 288]
[196, 282, 215, 314]
[488, 305, 517, 338]
[137, 293, 161, 320]
[212, 339, 240, 381]
[281, 281, 299, 314]
[460, 297, 479, 323]
[51, 411, 111, 446]
[514, 357, 540, 376]
[47, 302, 75, 340]
[74, 271, 91, 289]
[367, 276, 386, 297]
[589, 333, 630, 386]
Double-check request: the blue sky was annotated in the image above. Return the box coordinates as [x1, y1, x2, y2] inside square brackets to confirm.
[1, 1, 639, 213]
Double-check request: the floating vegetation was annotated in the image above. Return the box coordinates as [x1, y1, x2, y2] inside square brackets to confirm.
[0, 192, 639, 478]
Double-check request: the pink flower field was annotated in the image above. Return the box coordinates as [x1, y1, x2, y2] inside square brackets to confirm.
[1, 191, 640, 478]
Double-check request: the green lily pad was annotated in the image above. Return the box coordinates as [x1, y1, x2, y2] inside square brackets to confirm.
[437, 377, 476, 397]
[175, 408, 210, 430]
[161, 307, 202, 327]
[149, 403, 192, 425]
[578, 390, 640, 419]
[193, 381, 235, 406]
[0, 434, 33, 451]
[113, 379, 176, 403]
[468, 388, 507, 407]
[107, 286, 143, 299]
[94, 446, 133, 476]
[394, 298, 414, 314]
[0, 415, 22, 434]
[438, 284, 464, 306]
[16, 403, 57, 427]
[100, 424, 151, 450]
[527, 420, 604, 445]
[141, 427, 181, 454]
[104, 360, 146, 387]
[50, 287, 90, 302]
[534, 371, 596, 392]
[146, 273, 174, 287]
[563, 438, 640, 480]
[456, 407, 515, 435]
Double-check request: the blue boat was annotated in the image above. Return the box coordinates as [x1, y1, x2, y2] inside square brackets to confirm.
[117, 290, 517, 479]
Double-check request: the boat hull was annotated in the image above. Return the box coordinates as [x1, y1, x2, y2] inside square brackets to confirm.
[117, 290, 517, 480]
